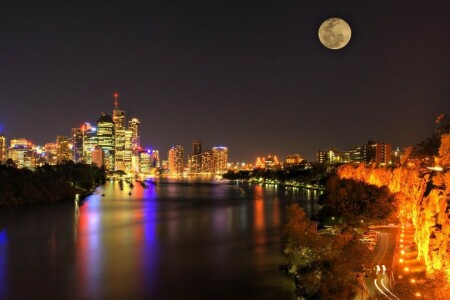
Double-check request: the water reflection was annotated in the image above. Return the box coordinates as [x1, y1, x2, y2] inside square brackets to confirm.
[0, 181, 320, 299]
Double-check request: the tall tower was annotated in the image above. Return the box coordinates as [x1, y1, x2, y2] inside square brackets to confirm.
[212, 146, 228, 175]
[112, 93, 127, 171]
[128, 118, 141, 152]
[168, 145, 184, 175]
[97, 112, 115, 170]
[192, 140, 202, 155]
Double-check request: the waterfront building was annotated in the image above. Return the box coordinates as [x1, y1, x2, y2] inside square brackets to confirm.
[168, 145, 184, 175]
[0, 135, 6, 163]
[255, 155, 281, 170]
[139, 151, 151, 174]
[43, 143, 58, 165]
[128, 118, 141, 153]
[72, 127, 83, 162]
[192, 140, 202, 155]
[97, 113, 115, 170]
[201, 150, 213, 173]
[56, 136, 72, 162]
[7, 138, 35, 168]
[285, 154, 304, 169]
[92, 145, 104, 168]
[188, 140, 202, 173]
[212, 146, 228, 174]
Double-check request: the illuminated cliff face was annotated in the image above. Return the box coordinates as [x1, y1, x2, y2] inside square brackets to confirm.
[338, 164, 450, 280]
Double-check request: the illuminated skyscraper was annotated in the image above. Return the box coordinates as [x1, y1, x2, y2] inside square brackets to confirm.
[168, 145, 184, 175]
[72, 127, 83, 162]
[212, 147, 228, 174]
[128, 118, 141, 152]
[92, 145, 104, 168]
[56, 136, 72, 163]
[0, 135, 6, 163]
[112, 93, 126, 129]
[112, 94, 127, 171]
[8, 138, 36, 168]
[97, 113, 115, 170]
[43, 143, 58, 165]
[188, 140, 202, 173]
[124, 129, 133, 172]
[201, 150, 213, 173]
[192, 140, 202, 155]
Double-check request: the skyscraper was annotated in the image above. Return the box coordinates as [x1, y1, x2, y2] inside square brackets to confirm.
[189, 140, 202, 173]
[112, 94, 127, 171]
[192, 140, 202, 155]
[212, 147, 228, 174]
[97, 113, 115, 170]
[72, 127, 83, 162]
[56, 136, 72, 163]
[128, 118, 141, 152]
[168, 145, 184, 175]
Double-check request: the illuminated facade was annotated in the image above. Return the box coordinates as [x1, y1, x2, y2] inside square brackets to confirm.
[188, 140, 202, 173]
[0, 135, 6, 163]
[43, 143, 58, 165]
[7, 138, 35, 168]
[285, 154, 304, 168]
[72, 127, 83, 162]
[128, 118, 141, 153]
[56, 136, 72, 162]
[256, 155, 281, 170]
[92, 145, 104, 168]
[97, 113, 115, 170]
[168, 145, 184, 174]
[212, 146, 228, 174]
[201, 150, 213, 173]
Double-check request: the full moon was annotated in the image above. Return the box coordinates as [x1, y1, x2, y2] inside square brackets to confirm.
[318, 18, 351, 50]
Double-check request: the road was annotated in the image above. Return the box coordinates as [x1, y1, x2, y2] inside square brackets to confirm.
[362, 228, 401, 300]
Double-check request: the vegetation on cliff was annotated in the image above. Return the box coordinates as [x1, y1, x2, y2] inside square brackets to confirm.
[0, 160, 105, 206]
[282, 204, 370, 299]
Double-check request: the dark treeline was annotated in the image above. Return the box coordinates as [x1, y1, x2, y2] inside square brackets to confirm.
[222, 163, 328, 185]
[317, 174, 395, 226]
[0, 160, 105, 206]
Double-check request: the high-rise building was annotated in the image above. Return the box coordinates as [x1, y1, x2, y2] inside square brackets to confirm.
[8, 138, 35, 168]
[192, 140, 202, 155]
[212, 146, 228, 174]
[0, 135, 6, 163]
[188, 140, 202, 173]
[124, 129, 133, 172]
[92, 145, 104, 168]
[168, 145, 184, 175]
[112, 93, 126, 129]
[43, 143, 58, 165]
[56, 136, 72, 162]
[82, 123, 98, 164]
[112, 94, 127, 171]
[365, 140, 392, 164]
[128, 118, 141, 153]
[201, 150, 213, 173]
[72, 127, 84, 162]
[97, 113, 115, 170]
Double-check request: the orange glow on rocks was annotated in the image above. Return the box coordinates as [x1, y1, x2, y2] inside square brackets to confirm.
[337, 156, 450, 282]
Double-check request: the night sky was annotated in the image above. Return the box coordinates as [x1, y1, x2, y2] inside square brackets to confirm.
[1, 1, 449, 162]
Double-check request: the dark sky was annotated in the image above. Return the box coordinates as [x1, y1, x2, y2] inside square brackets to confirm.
[1, 1, 449, 162]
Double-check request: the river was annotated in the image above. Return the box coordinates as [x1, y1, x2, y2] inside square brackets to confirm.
[0, 179, 321, 299]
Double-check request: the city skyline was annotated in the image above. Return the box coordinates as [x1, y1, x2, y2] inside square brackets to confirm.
[1, 1, 449, 162]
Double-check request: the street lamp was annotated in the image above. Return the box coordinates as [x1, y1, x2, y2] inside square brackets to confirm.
[356, 273, 368, 300]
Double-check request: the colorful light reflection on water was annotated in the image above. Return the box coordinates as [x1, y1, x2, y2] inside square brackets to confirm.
[0, 180, 321, 299]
